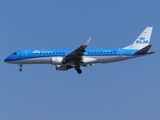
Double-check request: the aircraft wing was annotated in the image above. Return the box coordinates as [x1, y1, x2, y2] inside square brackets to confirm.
[64, 37, 91, 63]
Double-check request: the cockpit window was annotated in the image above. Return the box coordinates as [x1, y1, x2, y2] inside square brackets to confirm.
[11, 52, 17, 55]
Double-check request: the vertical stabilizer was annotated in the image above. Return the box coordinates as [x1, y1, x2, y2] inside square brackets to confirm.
[124, 27, 153, 50]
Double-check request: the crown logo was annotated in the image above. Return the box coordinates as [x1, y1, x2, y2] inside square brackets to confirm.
[139, 37, 145, 40]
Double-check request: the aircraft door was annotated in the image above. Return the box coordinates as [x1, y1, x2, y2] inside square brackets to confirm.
[118, 48, 122, 57]
[22, 51, 27, 59]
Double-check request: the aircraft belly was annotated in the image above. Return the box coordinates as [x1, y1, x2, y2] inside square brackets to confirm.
[95, 56, 120, 63]
[93, 56, 135, 63]
[11, 57, 52, 64]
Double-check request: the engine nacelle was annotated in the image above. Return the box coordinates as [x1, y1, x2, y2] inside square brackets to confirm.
[56, 65, 72, 71]
[51, 57, 63, 65]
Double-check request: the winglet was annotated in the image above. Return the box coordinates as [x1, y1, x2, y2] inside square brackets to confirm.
[84, 37, 91, 45]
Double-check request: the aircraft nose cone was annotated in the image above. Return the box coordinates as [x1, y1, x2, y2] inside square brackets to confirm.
[4, 58, 7, 62]
[4, 57, 9, 63]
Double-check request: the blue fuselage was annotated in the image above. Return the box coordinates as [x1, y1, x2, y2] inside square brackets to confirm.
[4, 48, 147, 65]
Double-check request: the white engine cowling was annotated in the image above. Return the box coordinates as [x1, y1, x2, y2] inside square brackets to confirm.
[56, 65, 67, 71]
[51, 57, 63, 65]
[56, 65, 71, 71]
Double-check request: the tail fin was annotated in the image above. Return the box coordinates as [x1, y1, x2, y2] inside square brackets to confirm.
[123, 27, 153, 50]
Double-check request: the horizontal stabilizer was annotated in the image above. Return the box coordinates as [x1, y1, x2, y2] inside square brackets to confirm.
[134, 45, 152, 55]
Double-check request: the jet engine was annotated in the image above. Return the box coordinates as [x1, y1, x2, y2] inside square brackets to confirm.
[51, 57, 63, 65]
[56, 65, 73, 71]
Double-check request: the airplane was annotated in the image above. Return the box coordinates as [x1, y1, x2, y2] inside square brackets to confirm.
[4, 27, 155, 74]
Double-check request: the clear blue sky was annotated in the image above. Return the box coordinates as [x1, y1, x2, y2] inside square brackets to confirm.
[1, 0, 160, 120]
